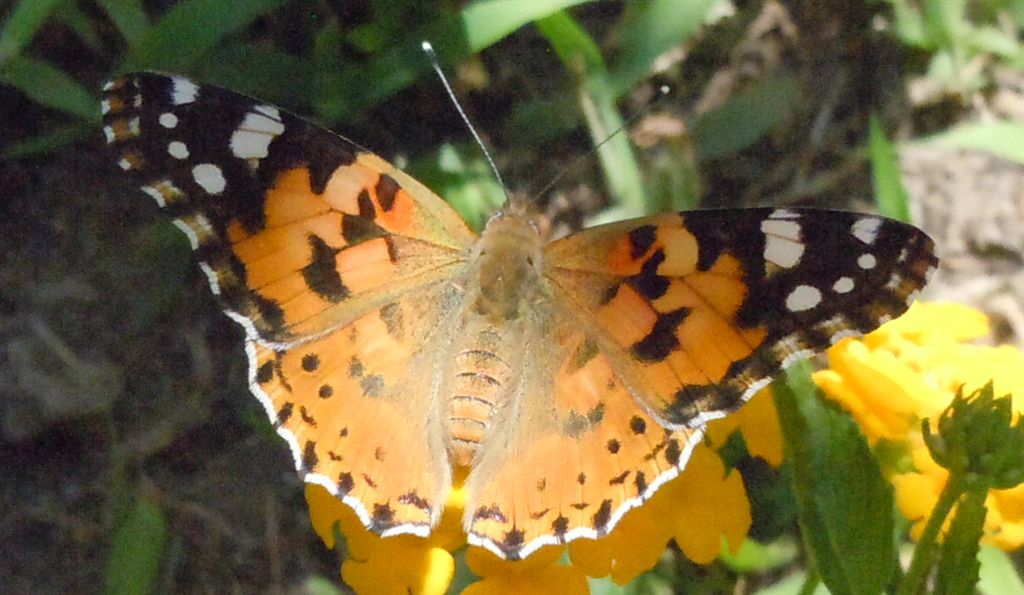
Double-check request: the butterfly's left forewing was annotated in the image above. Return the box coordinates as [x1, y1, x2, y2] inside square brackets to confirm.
[103, 73, 477, 537]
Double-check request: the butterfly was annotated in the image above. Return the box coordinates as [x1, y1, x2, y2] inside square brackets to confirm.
[102, 72, 937, 560]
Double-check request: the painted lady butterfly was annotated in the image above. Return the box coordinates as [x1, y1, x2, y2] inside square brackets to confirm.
[102, 73, 937, 560]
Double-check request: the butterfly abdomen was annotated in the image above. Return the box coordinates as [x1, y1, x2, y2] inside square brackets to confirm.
[448, 342, 512, 466]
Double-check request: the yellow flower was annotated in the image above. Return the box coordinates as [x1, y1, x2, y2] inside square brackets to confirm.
[569, 442, 752, 584]
[305, 473, 467, 595]
[464, 545, 588, 595]
[814, 301, 1024, 551]
[705, 386, 785, 467]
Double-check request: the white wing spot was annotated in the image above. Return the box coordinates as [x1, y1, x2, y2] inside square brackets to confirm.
[198, 261, 222, 295]
[103, 126, 115, 143]
[785, 284, 822, 312]
[102, 80, 115, 92]
[172, 219, 201, 250]
[171, 77, 199, 105]
[159, 113, 179, 128]
[857, 253, 877, 270]
[168, 141, 189, 160]
[761, 218, 803, 268]
[192, 163, 226, 194]
[253, 104, 281, 119]
[101, 99, 111, 115]
[141, 185, 167, 207]
[852, 217, 882, 244]
[117, 157, 133, 170]
[832, 276, 855, 294]
[770, 208, 801, 219]
[230, 110, 286, 160]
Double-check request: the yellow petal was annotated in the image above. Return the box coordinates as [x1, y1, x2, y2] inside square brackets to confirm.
[342, 543, 454, 595]
[667, 445, 752, 564]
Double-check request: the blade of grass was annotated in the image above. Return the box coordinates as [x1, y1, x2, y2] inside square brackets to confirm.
[868, 114, 912, 222]
[96, 0, 151, 48]
[119, 0, 287, 72]
[0, 55, 98, 119]
[1, 121, 94, 159]
[538, 11, 647, 217]
[0, 0, 63, 64]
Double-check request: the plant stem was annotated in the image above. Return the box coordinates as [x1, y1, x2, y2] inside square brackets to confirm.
[897, 473, 967, 595]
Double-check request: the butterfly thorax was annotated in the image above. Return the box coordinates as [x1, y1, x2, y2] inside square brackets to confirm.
[469, 206, 547, 324]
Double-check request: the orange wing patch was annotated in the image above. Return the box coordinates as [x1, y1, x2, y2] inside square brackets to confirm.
[223, 162, 471, 340]
[546, 214, 768, 427]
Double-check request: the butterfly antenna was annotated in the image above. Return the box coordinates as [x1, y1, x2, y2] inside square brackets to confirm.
[531, 85, 671, 201]
[422, 41, 512, 206]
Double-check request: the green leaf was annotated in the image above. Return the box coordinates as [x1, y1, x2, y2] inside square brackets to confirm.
[935, 488, 987, 594]
[0, 55, 98, 119]
[609, 0, 715, 94]
[868, 114, 911, 222]
[922, 120, 1024, 165]
[119, 0, 288, 72]
[690, 75, 800, 161]
[773, 362, 896, 595]
[978, 545, 1024, 595]
[104, 497, 168, 595]
[538, 11, 647, 216]
[0, 0, 63, 64]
